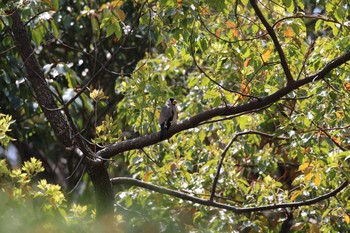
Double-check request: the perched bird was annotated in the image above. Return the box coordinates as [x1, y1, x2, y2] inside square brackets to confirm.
[159, 98, 177, 139]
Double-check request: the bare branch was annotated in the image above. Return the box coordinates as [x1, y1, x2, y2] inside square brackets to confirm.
[111, 177, 349, 213]
[249, 0, 294, 85]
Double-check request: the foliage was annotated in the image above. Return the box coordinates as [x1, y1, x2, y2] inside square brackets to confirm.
[0, 113, 15, 147]
[1, 0, 350, 232]
[0, 157, 95, 232]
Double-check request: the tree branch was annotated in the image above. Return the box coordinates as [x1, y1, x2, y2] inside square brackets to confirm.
[249, 0, 294, 85]
[95, 48, 350, 159]
[6, 5, 114, 218]
[111, 177, 349, 213]
[210, 134, 238, 201]
[210, 130, 289, 202]
[7, 8, 73, 147]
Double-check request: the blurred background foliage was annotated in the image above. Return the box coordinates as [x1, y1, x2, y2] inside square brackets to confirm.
[1, 0, 350, 232]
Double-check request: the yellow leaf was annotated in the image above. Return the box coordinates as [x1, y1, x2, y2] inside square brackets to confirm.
[344, 212, 350, 224]
[335, 111, 344, 119]
[199, 6, 209, 16]
[314, 173, 321, 187]
[298, 162, 309, 171]
[276, 21, 284, 29]
[290, 190, 300, 201]
[305, 172, 313, 182]
[143, 170, 153, 182]
[283, 27, 294, 37]
[228, 28, 239, 38]
[261, 49, 272, 62]
[111, 0, 123, 8]
[177, 0, 183, 7]
[240, 80, 250, 95]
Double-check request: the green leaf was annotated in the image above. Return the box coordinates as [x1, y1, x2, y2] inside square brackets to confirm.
[285, 0, 295, 13]
[165, 45, 176, 59]
[53, 0, 59, 10]
[50, 20, 59, 38]
[32, 26, 44, 46]
[297, 1, 304, 10]
[106, 23, 121, 38]
[334, 8, 344, 22]
[91, 16, 100, 38]
[241, 0, 249, 6]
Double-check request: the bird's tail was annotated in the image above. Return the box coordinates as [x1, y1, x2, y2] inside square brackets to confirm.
[160, 123, 165, 139]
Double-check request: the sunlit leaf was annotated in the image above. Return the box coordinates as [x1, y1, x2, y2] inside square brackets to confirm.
[344, 212, 350, 224]
[283, 27, 294, 37]
[290, 190, 300, 201]
[244, 58, 251, 67]
[298, 162, 309, 171]
[261, 49, 272, 62]
[313, 173, 321, 187]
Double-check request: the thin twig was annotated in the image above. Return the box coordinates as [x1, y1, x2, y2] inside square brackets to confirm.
[210, 130, 289, 201]
[210, 134, 239, 201]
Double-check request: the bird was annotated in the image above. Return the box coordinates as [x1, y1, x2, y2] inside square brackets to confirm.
[159, 98, 177, 139]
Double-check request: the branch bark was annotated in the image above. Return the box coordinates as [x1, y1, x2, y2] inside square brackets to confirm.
[249, 0, 294, 85]
[96, 49, 350, 159]
[111, 177, 349, 213]
[8, 8, 72, 147]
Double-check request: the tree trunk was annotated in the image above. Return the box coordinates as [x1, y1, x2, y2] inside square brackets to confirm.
[7, 6, 115, 220]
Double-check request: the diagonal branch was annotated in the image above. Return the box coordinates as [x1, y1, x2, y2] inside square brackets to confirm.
[7, 8, 73, 148]
[249, 0, 294, 85]
[111, 177, 349, 213]
[96, 49, 350, 159]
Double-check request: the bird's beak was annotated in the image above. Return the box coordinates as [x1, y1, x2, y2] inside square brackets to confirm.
[172, 100, 177, 105]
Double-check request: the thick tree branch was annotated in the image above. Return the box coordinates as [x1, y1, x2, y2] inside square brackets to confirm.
[111, 177, 349, 213]
[96, 49, 350, 159]
[249, 0, 294, 85]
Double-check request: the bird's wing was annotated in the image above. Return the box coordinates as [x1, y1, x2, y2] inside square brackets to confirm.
[171, 105, 177, 123]
[159, 105, 173, 124]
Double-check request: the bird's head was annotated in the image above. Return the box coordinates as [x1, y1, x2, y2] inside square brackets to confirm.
[168, 98, 177, 105]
